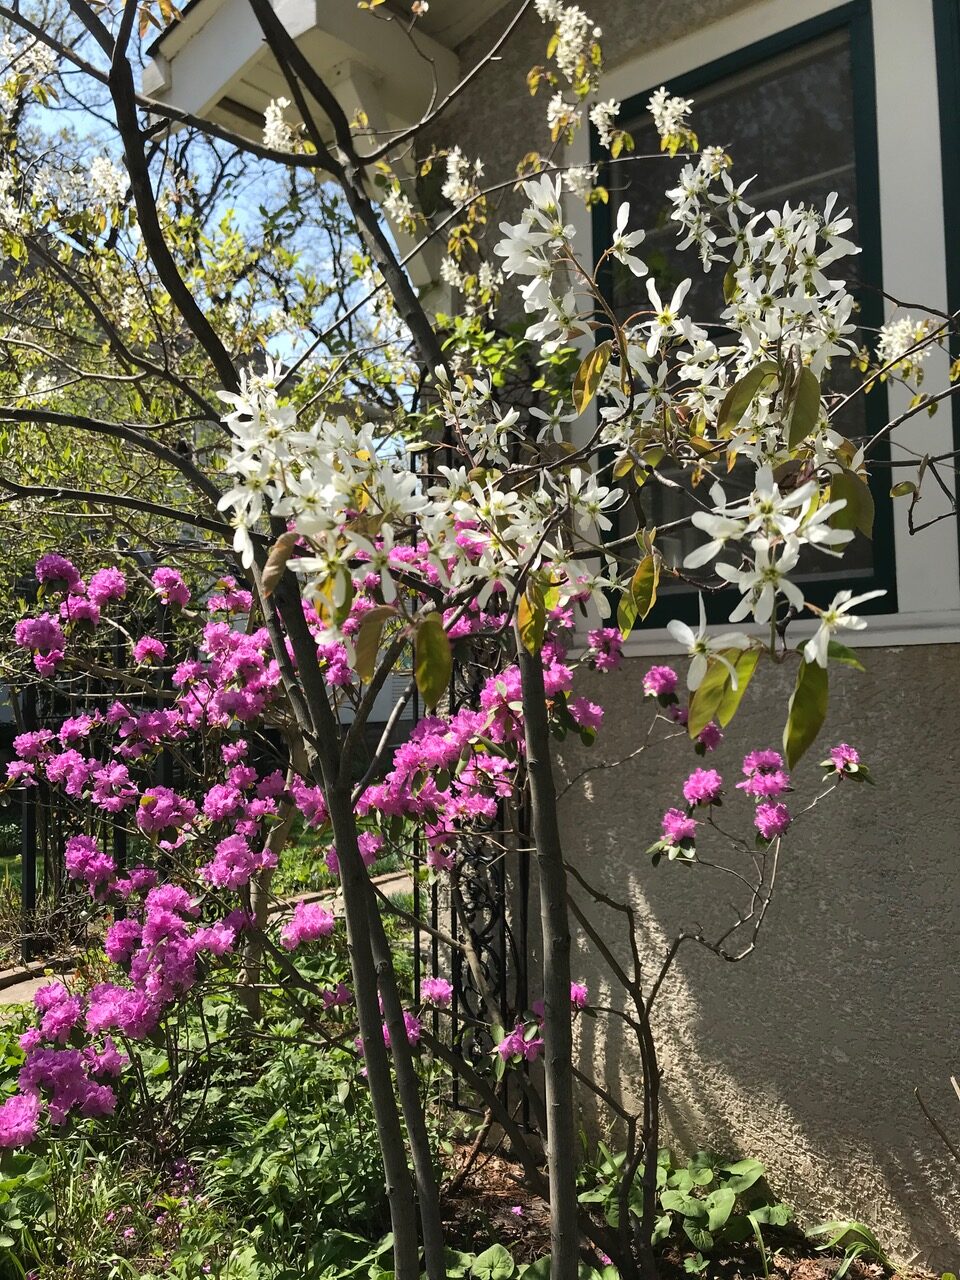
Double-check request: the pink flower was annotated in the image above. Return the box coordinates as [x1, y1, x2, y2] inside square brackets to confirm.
[87, 567, 126, 605]
[737, 769, 790, 799]
[14, 613, 65, 656]
[133, 636, 166, 665]
[421, 977, 453, 1007]
[830, 743, 860, 770]
[643, 665, 678, 697]
[742, 749, 783, 775]
[0, 1093, 40, 1148]
[510, 1206, 524, 1217]
[569, 697, 603, 733]
[35, 554, 82, 593]
[587, 627, 623, 672]
[152, 567, 190, 609]
[661, 808, 697, 844]
[682, 768, 722, 806]
[755, 802, 791, 841]
[496, 1022, 544, 1062]
[382, 1010, 422, 1048]
[697, 722, 723, 752]
[570, 981, 589, 1009]
[279, 902, 335, 950]
[60, 596, 100, 629]
[64, 835, 116, 894]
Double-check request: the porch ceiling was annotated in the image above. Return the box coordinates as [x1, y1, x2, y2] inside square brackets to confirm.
[143, 0, 513, 147]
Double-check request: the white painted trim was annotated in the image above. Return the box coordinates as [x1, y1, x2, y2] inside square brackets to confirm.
[613, 610, 960, 658]
[564, 0, 960, 641]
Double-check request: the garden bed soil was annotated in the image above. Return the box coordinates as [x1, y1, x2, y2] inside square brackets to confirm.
[441, 1153, 933, 1280]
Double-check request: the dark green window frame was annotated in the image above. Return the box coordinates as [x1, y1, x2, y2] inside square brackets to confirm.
[933, 0, 960, 569]
[590, 0, 897, 629]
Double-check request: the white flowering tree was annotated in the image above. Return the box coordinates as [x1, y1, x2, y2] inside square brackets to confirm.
[0, 3, 956, 1280]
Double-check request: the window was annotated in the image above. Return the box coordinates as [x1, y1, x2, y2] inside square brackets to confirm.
[592, 2, 897, 629]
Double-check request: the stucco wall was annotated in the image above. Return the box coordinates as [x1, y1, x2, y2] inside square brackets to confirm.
[553, 645, 960, 1267]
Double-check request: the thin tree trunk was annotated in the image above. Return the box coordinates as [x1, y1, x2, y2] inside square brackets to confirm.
[367, 893, 447, 1280]
[238, 759, 300, 1021]
[267, 588, 421, 1280]
[325, 783, 422, 1280]
[517, 641, 580, 1280]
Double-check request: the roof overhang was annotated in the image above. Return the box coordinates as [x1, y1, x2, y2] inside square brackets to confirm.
[143, 0, 511, 147]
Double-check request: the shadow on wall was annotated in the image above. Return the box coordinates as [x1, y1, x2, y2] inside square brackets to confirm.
[555, 645, 960, 1269]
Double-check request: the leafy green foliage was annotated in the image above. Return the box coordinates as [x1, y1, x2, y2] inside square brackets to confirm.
[577, 1145, 793, 1267]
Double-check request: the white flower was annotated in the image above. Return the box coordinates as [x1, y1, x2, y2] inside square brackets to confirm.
[648, 86, 693, 140]
[666, 594, 750, 690]
[589, 98, 620, 149]
[89, 157, 127, 206]
[717, 538, 804, 624]
[803, 589, 886, 667]
[383, 186, 416, 227]
[562, 165, 598, 201]
[263, 97, 295, 151]
[610, 203, 647, 278]
[547, 92, 581, 137]
[645, 277, 691, 357]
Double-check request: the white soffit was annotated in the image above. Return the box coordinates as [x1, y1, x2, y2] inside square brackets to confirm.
[142, 0, 512, 140]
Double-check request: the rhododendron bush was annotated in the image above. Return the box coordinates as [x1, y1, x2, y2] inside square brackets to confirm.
[0, 2, 951, 1279]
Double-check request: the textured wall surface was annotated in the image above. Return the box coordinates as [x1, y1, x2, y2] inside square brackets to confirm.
[553, 646, 960, 1267]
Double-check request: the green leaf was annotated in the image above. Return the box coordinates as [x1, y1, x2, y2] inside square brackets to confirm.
[826, 639, 865, 671]
[890, 480, 917, 498]
[631, 553, 659, 619]
[829, 469, 875, 537]
[722, 261, 738, 304]
[355, 606, 397, 684]
[785, 366, 821, 448]
[414, 614, 452, 710]
[619, 554, 658, 639]
[617, 591, 637, 639]
[783, 658, 829, 769]
[705, 1187, 736, 1232]
[573, 340, 612, 415]
[660, 1190, 707, 1218]
[518, 1257, 550, 1280]
[716, 361, 778, 436]
[687, 651, 743, 739]
[748, 1203, 792, 1227]
[651, 1213, 673, 1244]
[681, 1219, 714, 1251]
[716, 648, 760, 727]
[471, 1244, 516, 1280]
[518, 582, 547, 655]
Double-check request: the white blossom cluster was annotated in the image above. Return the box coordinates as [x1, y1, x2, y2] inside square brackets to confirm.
[382, 184, 417, 230]
[0, 34, 56, 114]
[216, 360, 621, 621]
[648, 86, 694, 142]
[493, 90, 884, 649]
[533, 2, 601, 84]
[89, 157, 127, 207]
[262, 97, 295, 152]
[876, 313, 933, 383]
[589, 99, 619, 148]
[441, 147, 483, 210]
